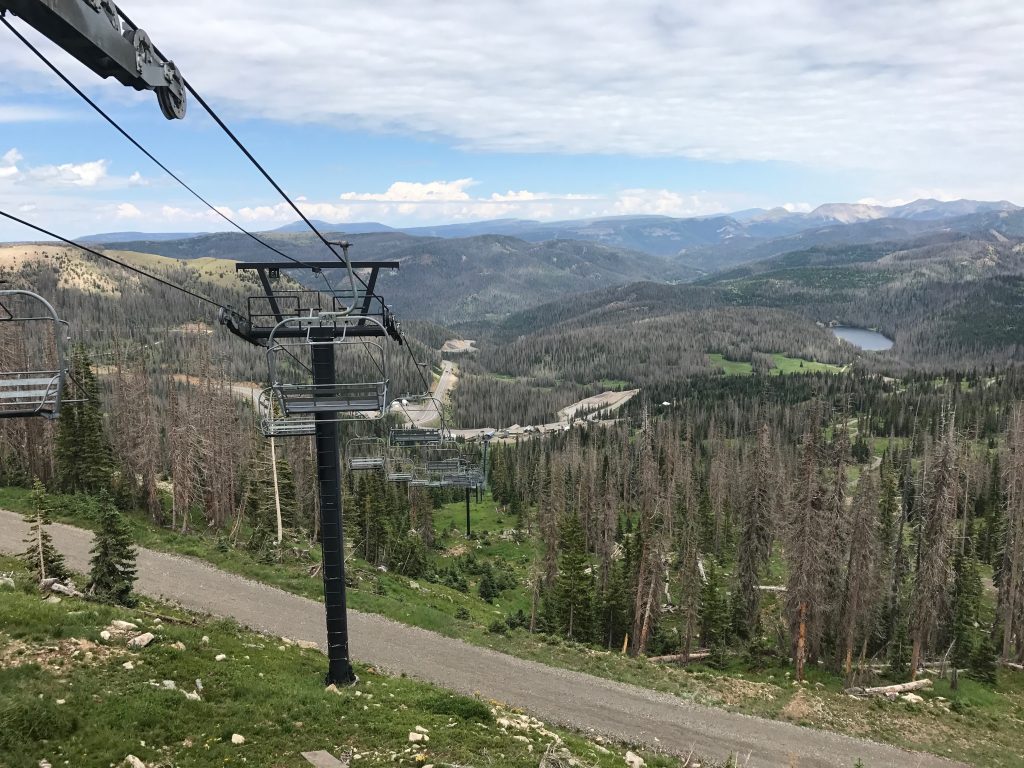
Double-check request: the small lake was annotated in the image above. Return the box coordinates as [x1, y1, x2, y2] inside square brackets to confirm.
[832, 326, 894, 351]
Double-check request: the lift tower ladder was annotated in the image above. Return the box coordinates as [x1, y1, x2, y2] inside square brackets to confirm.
[219, 257, 400, 686]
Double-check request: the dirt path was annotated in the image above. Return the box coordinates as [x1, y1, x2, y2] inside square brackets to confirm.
[0, 510, 961, 768]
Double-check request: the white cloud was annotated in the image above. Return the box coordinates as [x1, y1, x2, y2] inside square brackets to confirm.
[71, 0, 1019, 200]
[782, 202, 812, 213]
[115, 203, 142, 219]
[30, 159, 108, 187]
[0, 106, 68, 123]
[128, 171, 148, 186]
[340, 179, 476, 202]
[2, 149, 23, 166]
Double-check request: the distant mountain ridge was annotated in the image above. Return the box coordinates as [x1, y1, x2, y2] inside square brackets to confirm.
[73, 197, 1019, 257]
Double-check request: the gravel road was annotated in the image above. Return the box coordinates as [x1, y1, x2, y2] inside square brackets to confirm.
[0, 510, 963, 768]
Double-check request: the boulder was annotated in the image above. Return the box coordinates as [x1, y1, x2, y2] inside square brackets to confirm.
[124, 756, 146, 768]
[902, 693, 924, 704]
[408, 732, 425, 743]
[625, 751, 646, 768]
[231, 734, 245, 745]
[215, 653, 227, 661]
[99, 630, 112, 642]
[111, 620, 138, 631]
[128, 633, 155, 649]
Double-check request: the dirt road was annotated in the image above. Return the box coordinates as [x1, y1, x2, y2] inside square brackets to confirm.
[0, 510, 961, 768]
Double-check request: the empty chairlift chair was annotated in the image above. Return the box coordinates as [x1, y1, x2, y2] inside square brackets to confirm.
[387, 395, 447, 448]
[0, 289, 70, 420]
[260, 313, 390, 436]
[346, 437, 387, 471]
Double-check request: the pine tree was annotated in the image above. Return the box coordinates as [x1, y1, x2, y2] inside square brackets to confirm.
[54, 346, 113, 495]
[478, 565, 500, 603]
[949, 548, 982, 683]
[21, 478, 68, 583]
[736, 422, 774, 638]
[87, 496, 138, 606]
[554, 511, 594, 640]
[700, 560, 731, 667]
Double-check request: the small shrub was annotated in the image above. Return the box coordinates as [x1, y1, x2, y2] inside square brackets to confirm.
[454, 607, 471, 620]
[487, 618, 508, 635]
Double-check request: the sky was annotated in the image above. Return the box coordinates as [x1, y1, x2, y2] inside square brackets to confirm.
[1, 0, 1023, 239]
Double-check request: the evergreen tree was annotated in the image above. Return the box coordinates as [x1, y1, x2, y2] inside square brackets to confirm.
[949, 548, 982, 681]
[553, 511, 594, 640]
[21, 478, 68, 583]
[700, 560, 732, 667]
[478, 565, 500, 603]
[87, 496, 138, 606]
[971, 630, 999, 684]
[54, 346, 113, 495]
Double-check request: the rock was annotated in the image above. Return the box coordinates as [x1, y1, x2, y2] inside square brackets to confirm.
[201, 636, 210, 645]
[195, 679, 203, 692]
[39, 577, 59, 592]
[296, 639, 320, 650]
[55, 699, 66, 705]
[408, 732, 425, 743]
[111, 620, 138, 631]
[414, 725, 429, 734]
[215, 653, 227, 661]
[326, 684, 343, 695]
[183, 691, 201, 702]
[124, 756, 146, 768]
[100, 630, 112, 642]
[625, 751, 646, 768]
[231, 734, 245, 745]
[44, 596, 62, 604]
[0, 576, 16, 589]
[50, 582, 83, 597]
[38, 760, 52, 768]
[170, 641, 186, 651]
[161, 680, 176, 690]
[128, 633, 155, 649]
[902, 693, 924, 704]
[122, 661, 134, 670]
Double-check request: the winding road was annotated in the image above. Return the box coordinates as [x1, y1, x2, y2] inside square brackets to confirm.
[0, 510, 961, 768]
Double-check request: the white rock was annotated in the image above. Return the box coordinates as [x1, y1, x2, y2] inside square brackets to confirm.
[201, 636, 210, 645]
[55, 699, 66, 705]
[215, 654, 227, 662]
[161, 680, 176, 690]
[414, 725, 429, 734]
[231, 734, 245, 745]
[111, 620, 138, 631]
[124, 755, 145, 768]
[100, 630, 112, 642]
[170, 641, 186, 651]
[183, 691, 201, 701]
[195, 679, 203, 692]
[326, 684, 342, 695]
[625, 751, 646, 768]
[408, 732, 425, 743]
[38, 760, 52, 768]
[44, 596, 61, 604]
[128, 633, 155, 649]
[122, 661, 135, 670]
[902, 693, 924, 704]
[296, 639, 319, 650]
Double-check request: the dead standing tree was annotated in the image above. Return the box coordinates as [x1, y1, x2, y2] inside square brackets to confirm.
[909, 411, 960, 679]
[1000, 404, 1024, 662]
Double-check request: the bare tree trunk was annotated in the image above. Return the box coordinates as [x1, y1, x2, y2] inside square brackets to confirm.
[796, 602, 807, 681]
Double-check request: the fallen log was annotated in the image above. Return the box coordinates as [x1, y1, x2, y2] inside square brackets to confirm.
[844, 678, 932, 697]
[1002, 661, 1024, 672]
[648, 651, 711, 664]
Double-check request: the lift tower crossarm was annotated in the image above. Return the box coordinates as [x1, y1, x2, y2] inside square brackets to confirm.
[0, 0, 186, 119]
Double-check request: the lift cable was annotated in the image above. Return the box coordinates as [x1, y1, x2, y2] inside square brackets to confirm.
[0, 13, 341, 297]
[0, 210, 223, 310]
[114, 8, 365, 287]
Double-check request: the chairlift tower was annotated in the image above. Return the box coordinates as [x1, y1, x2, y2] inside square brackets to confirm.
[220, 255, 400, 686]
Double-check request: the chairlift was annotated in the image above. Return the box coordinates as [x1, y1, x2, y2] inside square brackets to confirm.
[387, 394, 448, 448]
[0, 289, 70, 419]
[265, 312, 389, 423]
[346, 436, 387, 471]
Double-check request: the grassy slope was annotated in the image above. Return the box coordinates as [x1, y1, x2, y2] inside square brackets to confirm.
[708, 353, 844, 376]
[0, 555, 679, 768]
[3, 489, 1023, 766]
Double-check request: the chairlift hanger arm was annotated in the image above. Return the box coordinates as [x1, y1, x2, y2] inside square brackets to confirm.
[0, 0, 186, 119]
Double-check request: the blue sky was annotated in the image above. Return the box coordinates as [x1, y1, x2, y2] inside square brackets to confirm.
[2, 0, 1022, 238]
